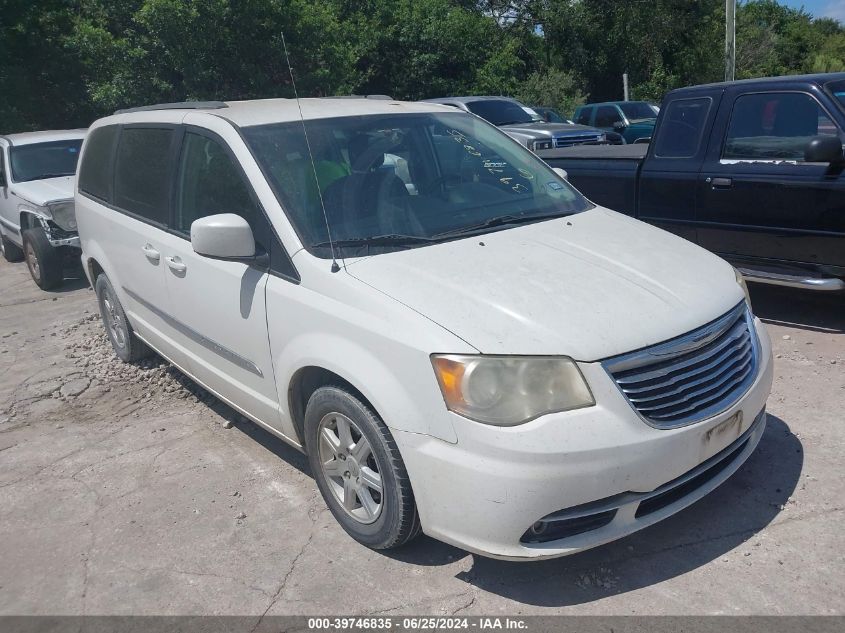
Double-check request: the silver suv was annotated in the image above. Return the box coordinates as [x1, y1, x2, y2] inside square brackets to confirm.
[423, 96, 607, 151]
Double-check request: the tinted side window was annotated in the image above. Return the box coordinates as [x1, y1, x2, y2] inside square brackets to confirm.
[78, 126, 119, 201]
[653, 97, 712, 158]
[575, 107, 592, 125]
[175, 132, 258, 233]
[114, 128, 174, 224]
[595, 106, 622, 127]
[723, 92, 840, 160]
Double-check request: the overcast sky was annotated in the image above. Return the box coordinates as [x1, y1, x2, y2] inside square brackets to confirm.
[782, 0, 845, 21]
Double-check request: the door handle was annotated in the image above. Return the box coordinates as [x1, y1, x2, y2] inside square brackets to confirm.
[706, 176, 733, 189]
[165, 255, 187, 274]
[141, 243, 160, 263]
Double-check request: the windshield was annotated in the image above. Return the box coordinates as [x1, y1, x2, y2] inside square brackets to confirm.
[464, 100, 535, 126]
[537, 107, 565, 123]
[243, 112, 593, 257]
[9, 139, 82, 182]
[827, 80, 845, 111]
[619, 102, 658, 120]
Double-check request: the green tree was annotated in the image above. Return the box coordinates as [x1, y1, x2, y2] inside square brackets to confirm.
[0, 0, 95, 131]
[516, 68, 585, 116]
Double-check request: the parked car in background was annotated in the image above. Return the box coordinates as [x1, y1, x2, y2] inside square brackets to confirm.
[530, 106, 570, 123]
[424, 96, 609, 151]
[542, 73, 845, 291]
[531, 105, 625, 145]
[574, 101, 657, 143]
[76, 96, 771, 560]
[0, 130, 86, 289]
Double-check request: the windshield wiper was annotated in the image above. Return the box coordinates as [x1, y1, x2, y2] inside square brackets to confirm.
[496, 120, 529, 126]
[311, 234, 435, 248]
[22, 173, 72, 181]
[434, 211, 572, 239]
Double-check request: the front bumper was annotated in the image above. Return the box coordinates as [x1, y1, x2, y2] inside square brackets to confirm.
[44, 224, 79, 248]
[396, 317, 773, 560]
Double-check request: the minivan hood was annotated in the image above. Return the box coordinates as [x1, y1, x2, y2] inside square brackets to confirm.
[12, 176, 75, 206]
[345, 208, 743, 361]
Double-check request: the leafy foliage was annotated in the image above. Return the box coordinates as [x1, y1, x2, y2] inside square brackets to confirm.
[516, 68, 586, 115]
[1, 0, 844, 132]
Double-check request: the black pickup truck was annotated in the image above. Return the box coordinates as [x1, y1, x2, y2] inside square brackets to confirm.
[540, 73, 845, 291]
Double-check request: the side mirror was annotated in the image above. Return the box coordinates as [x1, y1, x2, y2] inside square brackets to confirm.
[553, 167, 569, 181]
[804, 136, 844, 164]
[0, 170, 6, 188]
[613, 121, 626, 131]
[191, 213, 256, 260]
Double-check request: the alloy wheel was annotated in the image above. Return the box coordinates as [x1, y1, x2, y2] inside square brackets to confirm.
[25, 242, 40, 282]
[102, 287, 127, 349]
[317, 412, 384, 524]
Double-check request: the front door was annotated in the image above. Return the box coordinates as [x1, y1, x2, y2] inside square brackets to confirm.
[638, 92, 722, 243]
[160, 125, 281, 427]
[698, 89, 845, 270]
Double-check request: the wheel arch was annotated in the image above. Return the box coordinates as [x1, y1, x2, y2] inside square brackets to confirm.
[288, 366, 379, 450]
[277, 333, 458, 449]
[85, 256, 105, 287]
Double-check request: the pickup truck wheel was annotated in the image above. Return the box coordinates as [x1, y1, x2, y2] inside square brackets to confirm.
[22, 228, 62, 289]
[305, 386, 421, 550]
[1, 233, 24, 262]
[95, 274, 152, 362]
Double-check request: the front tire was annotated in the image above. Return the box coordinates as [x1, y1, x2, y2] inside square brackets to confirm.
[22, 227, 62, 289]
[1, 233, 24, 262]
[95, 274, 152, 362]
[305, 386, 421, 550]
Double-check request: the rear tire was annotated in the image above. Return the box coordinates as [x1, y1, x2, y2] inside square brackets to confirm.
[95, 274, 152, 362]
[1, 233, 24, 262]
[305, 386, 421, 550]
[22, 227, 63, 289]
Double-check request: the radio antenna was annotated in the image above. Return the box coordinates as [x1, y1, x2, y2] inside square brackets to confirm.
[281, 32, 340, 273]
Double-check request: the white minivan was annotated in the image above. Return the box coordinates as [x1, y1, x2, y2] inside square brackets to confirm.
[75, 98, 773, 560]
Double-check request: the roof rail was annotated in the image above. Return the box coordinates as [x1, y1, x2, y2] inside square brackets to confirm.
[114, 101, 229, 115]
[324, 95, 394, 100]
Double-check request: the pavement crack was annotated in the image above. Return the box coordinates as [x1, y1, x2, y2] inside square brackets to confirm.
[450, 593, 477, 615]
[250, 511, 319, 630]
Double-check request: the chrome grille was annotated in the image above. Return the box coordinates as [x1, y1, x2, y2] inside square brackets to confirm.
[555, 134, 603, 148]
[603, 303, 757, 428]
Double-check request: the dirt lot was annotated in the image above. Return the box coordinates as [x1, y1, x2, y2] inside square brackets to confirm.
[0, 256, 843, 616]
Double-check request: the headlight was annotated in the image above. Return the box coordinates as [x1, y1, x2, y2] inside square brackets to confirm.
[735, 267, 752, 309]
[533, 139, 554, 151]
[48, 201, 77, 231]
[431, 355, 595, 426]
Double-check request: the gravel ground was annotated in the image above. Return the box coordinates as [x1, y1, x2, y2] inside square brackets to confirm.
[0, 257, 843, 616]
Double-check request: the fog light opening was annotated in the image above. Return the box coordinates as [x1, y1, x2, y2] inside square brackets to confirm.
[520, 509, 617, 544]
[530, 521, 548, 535]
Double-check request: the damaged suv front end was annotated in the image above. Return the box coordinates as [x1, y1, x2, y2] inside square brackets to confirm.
[0, 130, 85, 289]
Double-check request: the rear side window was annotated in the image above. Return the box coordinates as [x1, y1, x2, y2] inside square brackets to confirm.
[114, 128, 174, 224]
[653, 97, 712, 158]
[575, 107, 592, 125]
[723, 92, 840, 161]
[78, 126, 118, 201]
[175, 132, 258, 233]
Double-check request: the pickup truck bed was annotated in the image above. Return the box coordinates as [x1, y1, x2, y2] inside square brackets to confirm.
[540, 145, 646, 216]
[536, 73, 845, 290]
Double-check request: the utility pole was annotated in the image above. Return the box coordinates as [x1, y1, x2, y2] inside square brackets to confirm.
[725, 0, 736, 81]
[623, 73, 629, 101]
